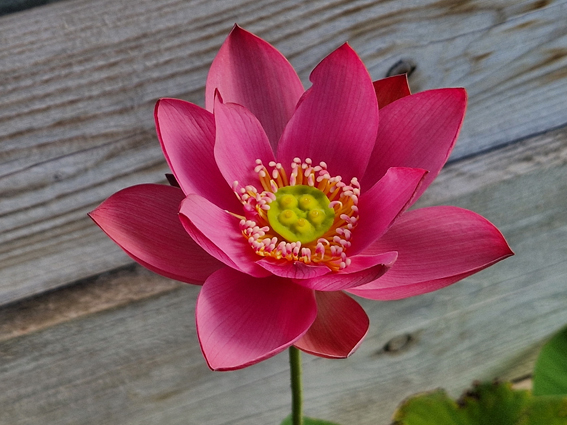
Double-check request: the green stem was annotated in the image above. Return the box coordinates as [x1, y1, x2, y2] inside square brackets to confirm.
[289, 346, 304, 425]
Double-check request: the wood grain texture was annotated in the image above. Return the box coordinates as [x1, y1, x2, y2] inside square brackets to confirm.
[1, 0, 567, 305]
[1, 126, 566, 424]
[0, 0, 61, 16]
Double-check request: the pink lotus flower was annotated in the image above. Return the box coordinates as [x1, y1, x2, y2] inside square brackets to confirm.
[90, 26, 513, 371]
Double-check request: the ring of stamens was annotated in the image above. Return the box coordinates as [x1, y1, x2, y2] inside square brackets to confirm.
[232, 158, 360, 271]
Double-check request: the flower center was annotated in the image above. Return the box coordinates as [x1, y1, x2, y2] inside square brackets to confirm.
[232, 158, 359, 271]
[267, 186, 335, 244]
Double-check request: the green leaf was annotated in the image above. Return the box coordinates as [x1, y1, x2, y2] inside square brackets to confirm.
[280, 415, 342, 425]
[524, 395, 567, 425]
[392, 381, 567, 425]
[533, 326, 567, 396]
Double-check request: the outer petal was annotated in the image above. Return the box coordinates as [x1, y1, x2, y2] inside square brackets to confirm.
[257, 259, 331, 280]
[349, 167, 428, 255]
[89, 184, 223, 284]
[373, 74, 411, 108]
[293, 252, 397, 291]
[362, 88, 467, 203]
[348, 206, 513, 300]
[154, 98, 241, 211]
[197, 268, 317, 370]
[294, 291, 369, 359]
[350, 271, 476, 301]
[205, 25, 304, 150]
[179, 194, 270, 278]
[277, 43, 379, 183]
[213, 95, 276, 188]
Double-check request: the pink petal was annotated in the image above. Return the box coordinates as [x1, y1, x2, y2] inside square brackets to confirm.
[179, 194, 270, 278]
[292, 252, 397, 291]
[342, 252, 398, 273]
[154, 98, 241, 211]
[348, 206, 513, 300]
[361, 88, 467, 202]
[350, 272, 475, 301]
[349, 167, 428, 255]
[213, 95, 276, 189]
[294, 291, 368, 359]
[89, 184, 224, 284]
[257, 258, 330, 279]
[277, 43, 379, 183]
[205, 25, 304, 150]
[373, 75, 411, 108]
[197, 267, 317, 370]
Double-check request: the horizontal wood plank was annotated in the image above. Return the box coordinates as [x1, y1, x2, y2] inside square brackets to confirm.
[1, 126, 566, 424]
[1, 0, 567, 305]
[0, 0, 61, 16]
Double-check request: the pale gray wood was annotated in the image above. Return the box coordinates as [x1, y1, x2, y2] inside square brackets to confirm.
[1, 127, 566, 424]
[1, 0, 567, 303]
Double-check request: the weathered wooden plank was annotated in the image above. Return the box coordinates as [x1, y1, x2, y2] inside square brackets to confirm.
[1, 127, 566, 424]
[1, 0, 567, 304]
[0, 0, 61, 16]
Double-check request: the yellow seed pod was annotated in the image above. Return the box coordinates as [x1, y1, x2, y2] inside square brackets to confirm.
[267, 185, 335, 244]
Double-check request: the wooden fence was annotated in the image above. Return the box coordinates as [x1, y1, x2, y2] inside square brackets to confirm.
[1, 0, 566, 423]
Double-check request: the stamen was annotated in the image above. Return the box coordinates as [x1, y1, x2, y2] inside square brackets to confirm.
[234, 158, 361, 271]
[270, 180, 279, 193]
[328, 201, 342, 209]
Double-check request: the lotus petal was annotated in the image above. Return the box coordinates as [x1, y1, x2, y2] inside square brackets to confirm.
[155, 98, 240, 211]
[197, 268, 316, 370]
[277, 43, 379, 183]
[373, 74, 411, 108]
[206, 25, 304, 150]
[362, 88, 466, 202]
[294, 291, 369, 358]
[89, 184, 223, 283]
[348, 206, 513, 300]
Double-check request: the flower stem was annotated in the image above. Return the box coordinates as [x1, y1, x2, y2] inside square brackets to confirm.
[289, 346, 304, 425]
